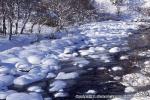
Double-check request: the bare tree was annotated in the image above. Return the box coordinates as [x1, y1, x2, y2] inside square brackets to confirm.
[48, 0, 97, 33]
[5, 0, 15, 40]
[111, 0, 123, 17]
[0, 0, 7, 35]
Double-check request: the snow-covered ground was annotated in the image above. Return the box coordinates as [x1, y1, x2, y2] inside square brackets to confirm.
[0, 20, 144, 99]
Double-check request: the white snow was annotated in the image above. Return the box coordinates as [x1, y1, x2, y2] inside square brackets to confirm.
[120, 55, 129, 60]
[27, 55, 43, 65]
[95, 47, 106, 52]
[15, 61, 31, 72]
[109, 47, 121, 53]
[13, 73, 46, 86]
[54, 91, 68, 98]
[27, 86, 43, 93]
[46, 73, 56, 78]
[0, 75, 14, 86]
[41, 58, 58, 66]
[111, 98, 125, 100]
[113, 76, 121, 80]
[55, 72, 79, 79]
[79, 50, 91, 56]
[86, 90, 97, 94]
[73, 57, 90, 68]
[44, 97, 52, 100]
[64, 47, 74, 54]
[6, 92, 43, 100]
[125, 86, 136, 93]
[0, 66, 11, 74]
[112, 66, 123, 71]
[49, 80, 67, 92]
[0, 90, 16, 100]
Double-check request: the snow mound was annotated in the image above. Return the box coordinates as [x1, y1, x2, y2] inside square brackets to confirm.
[54, 91, 68, 98]
[49, 81, 67, 92]
[0, 90, 16, 100]
[0, 66, 11, 74]
[6, 93, 43, 100]
[27, 55, 43, 65]
[109, 47, 121, 53]
[112, 66, 123, 71]
[55, 72, 79, 79]
[15, 61, 31, 72]
[125, 86, 136, 93]
[86, 90, 97, 94]
[27, 86, 43, 93]
[0, 75, 14, 86]
[14, 73, 46, 86]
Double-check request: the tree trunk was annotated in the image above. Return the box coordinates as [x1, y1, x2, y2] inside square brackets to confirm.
[15, 22, 18, 34]
[9, 20, 13, 40]
[38, 24, 41, 34]
[31, 23, 36, 33]
[15, 0, 20, 34]
[2, 1, 6, 36]
[2, 16, 7, 36]
[20, 13, 30, 34]
[20, 19, 29, 34]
